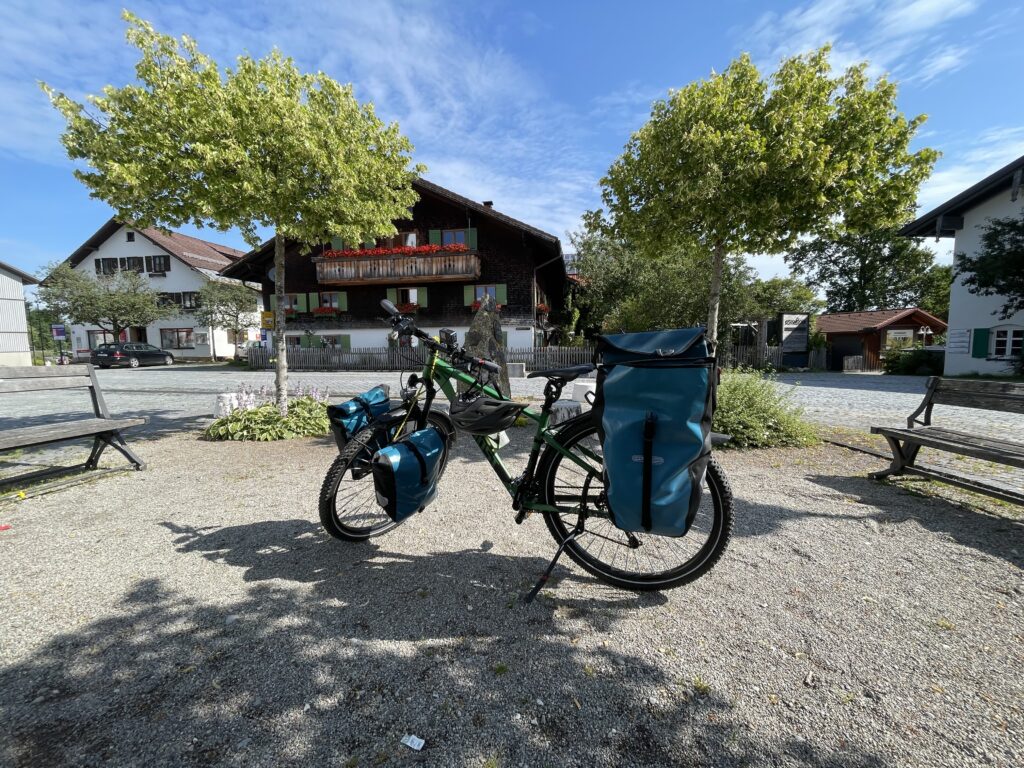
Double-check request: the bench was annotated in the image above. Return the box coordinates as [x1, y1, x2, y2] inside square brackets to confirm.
[0, 365, 147, 491]
[869, 376, 1024, 505]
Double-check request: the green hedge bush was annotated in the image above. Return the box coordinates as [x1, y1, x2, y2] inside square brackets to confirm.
[882, 347, 944, 376]
[713, 368, 818, 449]
[203, 396, 330, 441]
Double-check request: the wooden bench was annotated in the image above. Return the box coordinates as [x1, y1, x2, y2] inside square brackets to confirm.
[0, 365, 147, 491]
[870, 376, 1024, 505]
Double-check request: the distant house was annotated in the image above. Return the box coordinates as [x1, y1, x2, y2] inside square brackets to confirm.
[220, 179, 566, 350]
[816, 308, 947, 371]
[900, 154, 1024, 375]
[0, 260, 38, 366]
[54, 220, 259, 360]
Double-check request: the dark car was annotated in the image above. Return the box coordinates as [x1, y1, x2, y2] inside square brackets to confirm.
[90, 343, 174, 369]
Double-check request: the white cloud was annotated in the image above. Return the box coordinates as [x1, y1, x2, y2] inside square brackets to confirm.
[917, 126, 1024, 212]
[912, 45, 972, 83]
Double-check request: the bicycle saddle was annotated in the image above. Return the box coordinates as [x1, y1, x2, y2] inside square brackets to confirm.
[527, 364, 595, 382]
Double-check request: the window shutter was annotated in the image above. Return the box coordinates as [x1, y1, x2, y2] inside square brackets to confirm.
[464, 285, 475, 306]
[429, 229, 442, 245]
[310, 335, 324, 348]
[339, 292, 348, 312]
[164, 256, 171, 272]
[418, 287, 428, 308]
[119, 258, 127, 270]
[387, 288, 398, 304]
[496, 283, 508, 305]
[501, 331, 508, 348]
[296, 294, 308, 313]
[340, 334, 351, 351]
[308, 292, 319, 310]
[330, 236, 344, 250]
[95, 260, 102, 275]
[269, 294, 277, 311]
[467, 227, 478, 250]
[971, 328, 990, 358]
[145, 256, 152, 272]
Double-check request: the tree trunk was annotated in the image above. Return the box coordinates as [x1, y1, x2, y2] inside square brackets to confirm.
[273, 232, 289, 414]
[705, 243, 726, 348]
[209, 325, 217, 362]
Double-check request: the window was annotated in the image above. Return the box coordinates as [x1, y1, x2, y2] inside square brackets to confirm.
[320, 292, 342, 310]
[398, 287, 418, 305]
[88, 330, 115, 349]
[226, 329, 238, 345]
[992, 328, 1024, 358]
[119, 256, 144, 273]
[380, 232, 417, 248]
[286, 335, 302, 347]
[442, 229, 467, 246]
[180, 292, 200, 310]
[160, 328, 194, 349]
[145, 254, 171, 273]
[282, 293, 302, 311]
[126, 231, 135, 242]
[95, 258, 119, 276]
[475, 285, 497, 300]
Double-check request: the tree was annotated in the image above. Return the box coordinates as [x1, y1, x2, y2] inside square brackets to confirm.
[43, 12, 419, 411]
[916, 263, 952, 320]
[747, 277, 824, 318]
[196, 280, 260, 359]
[599, 47, 938, 345]
[786, 228, 946, 314]
[956, 211, 1024, 319]
[39, 262, 173, 341]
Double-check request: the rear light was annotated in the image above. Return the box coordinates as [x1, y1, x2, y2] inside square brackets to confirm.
[113, 352, 123, 358]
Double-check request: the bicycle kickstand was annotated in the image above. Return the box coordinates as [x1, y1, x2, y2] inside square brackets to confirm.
[524, 518, 585, 604]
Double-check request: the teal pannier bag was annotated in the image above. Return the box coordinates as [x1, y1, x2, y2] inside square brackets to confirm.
[327, 385, 391, 451]
[592, 328, 716, 537]
[371, 426, 446, 522]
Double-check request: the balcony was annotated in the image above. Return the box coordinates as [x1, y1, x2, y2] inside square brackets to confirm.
[312, 251, 481, 286]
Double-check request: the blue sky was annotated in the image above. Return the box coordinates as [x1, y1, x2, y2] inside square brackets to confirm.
[2, 0, 1023, 283]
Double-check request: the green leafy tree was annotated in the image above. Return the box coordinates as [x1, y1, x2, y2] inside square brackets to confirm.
[786, 228, 948, 315]
[196, 280, 260, 359]
[747, 277, 824, 318]
[916, 263, 952, 320]
[956, 211, 1024, 319]
[43, 12, 420, 411]
[39, 262, 174, 341]
[599, 47, 938, 344]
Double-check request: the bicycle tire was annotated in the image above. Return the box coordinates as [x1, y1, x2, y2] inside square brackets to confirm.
[536, 412, 734, 591]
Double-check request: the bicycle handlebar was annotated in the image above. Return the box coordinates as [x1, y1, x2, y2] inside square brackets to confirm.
[380, 298, 501, 374]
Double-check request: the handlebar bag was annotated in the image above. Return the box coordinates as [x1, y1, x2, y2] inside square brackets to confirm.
[592, 328, 716, 537]
[371, 426, 445, 522]
[327, 385, 391, 451]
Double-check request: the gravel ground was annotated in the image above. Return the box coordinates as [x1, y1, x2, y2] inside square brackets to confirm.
[1, 428, 1022, 767]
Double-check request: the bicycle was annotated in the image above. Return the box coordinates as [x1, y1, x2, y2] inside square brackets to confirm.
[319, 299, 734, 595]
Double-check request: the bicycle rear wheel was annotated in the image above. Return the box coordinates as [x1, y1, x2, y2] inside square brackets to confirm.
[536, 413, 733, 591]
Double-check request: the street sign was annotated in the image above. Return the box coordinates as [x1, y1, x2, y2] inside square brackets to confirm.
[260, 311, 275, 330]
[50, 323, 66, 341]
[780, 313, 809, 353]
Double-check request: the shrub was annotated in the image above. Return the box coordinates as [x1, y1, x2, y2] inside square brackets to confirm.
[882, 347, 944, 376]
[713, 368, 818, 448]
[203, 396, 330, 441]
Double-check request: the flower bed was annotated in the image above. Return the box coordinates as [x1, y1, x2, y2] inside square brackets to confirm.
[323, 243, 469, 259]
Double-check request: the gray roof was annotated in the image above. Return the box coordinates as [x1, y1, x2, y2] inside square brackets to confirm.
[0, 260, 39, 285]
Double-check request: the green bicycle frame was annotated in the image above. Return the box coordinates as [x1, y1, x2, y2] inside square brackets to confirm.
[406, 346, 604, 517]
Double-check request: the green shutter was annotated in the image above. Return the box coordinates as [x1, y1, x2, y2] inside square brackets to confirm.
[428, 229, 442, 245]
[339, 291, 348, 312]
[464, 285, 475, 306]
[386, 288, 398, 304]
[269, 294, 277, 310]
[418, 287, 428, 308]
[339, 334, 351, 351]
[467, 227, 478, 250]
[308, 292, 319, 310]
[972, 328, 990, 358]
[330, 236, 344, 250]
[310, 335, 324, 348]
[299, 334, 311, 348]
[501, 331, 508, 348]
[496, 283, 508, 305]
[296, 293, 308, 313]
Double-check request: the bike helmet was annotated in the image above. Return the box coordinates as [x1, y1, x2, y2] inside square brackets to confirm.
[448, 393, 526, 435]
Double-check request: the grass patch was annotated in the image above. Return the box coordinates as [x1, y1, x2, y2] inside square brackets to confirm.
[713, 368, 818, 449]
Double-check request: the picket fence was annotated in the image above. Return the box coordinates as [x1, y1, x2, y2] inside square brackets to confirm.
[247, 345, 595, 372]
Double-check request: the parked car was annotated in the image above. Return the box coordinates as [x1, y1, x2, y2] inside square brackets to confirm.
[90, 343, 174, 369]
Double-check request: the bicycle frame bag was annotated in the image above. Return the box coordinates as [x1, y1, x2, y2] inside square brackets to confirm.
[592, 328, 716, 537]
[327, 385, 391, 451]
[372, 426, 445, 522]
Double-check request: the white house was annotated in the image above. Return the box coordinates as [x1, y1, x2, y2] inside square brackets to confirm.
[57, 219, 259, 360]
[0, 259, 38, 366]
[900, 154, 1024, 376]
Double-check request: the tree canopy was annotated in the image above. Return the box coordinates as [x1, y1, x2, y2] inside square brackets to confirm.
[956, 210, 1024, 320]
[43, 11, 420, 408]
[598, 46, 937, 342]
[196, 280, 260, 358]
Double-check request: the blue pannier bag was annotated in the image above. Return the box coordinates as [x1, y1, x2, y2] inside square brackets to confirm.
[327, 385, 391, 450]
[592, 328, 716, 537]
[371, 426, 446, 522]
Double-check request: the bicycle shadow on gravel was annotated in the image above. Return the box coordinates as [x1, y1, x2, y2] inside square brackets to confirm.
[1, 574, 888, 768]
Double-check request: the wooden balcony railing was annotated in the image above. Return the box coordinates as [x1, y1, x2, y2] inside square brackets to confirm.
[312, 251, 481, 285]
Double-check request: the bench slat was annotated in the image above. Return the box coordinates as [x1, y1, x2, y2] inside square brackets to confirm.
[0, 418, 146, 452]
[932, 378, 1024, 415]
[872, 426, 1024, 469]
[0, 377, 95, 394]
[0, 365, 92, 379]
[920, 427, 1024, 455]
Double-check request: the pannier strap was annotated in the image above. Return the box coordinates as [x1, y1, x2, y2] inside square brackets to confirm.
[641, 412, 657, 531]
[404, 440, 429, 485]
[353, 396, 375, 419]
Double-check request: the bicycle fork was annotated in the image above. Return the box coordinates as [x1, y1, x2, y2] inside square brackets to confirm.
[524, 517, 585, 604]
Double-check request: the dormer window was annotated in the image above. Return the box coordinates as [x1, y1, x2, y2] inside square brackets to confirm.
[126, 231, 135, 242]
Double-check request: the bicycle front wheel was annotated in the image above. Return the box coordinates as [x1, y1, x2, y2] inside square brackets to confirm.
[536, 413, 733, 591]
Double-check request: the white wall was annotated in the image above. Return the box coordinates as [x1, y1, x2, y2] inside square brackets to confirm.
[273, 324, 535, 350]
[0, 265, 32, 365]
[944, 189, 1024, 376]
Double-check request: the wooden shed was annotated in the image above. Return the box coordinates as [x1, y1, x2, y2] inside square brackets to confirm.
[816, 308, 948, 371]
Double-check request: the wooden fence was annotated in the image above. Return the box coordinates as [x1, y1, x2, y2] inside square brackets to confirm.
[843, 354, 883, 372]
[247, 345, 595, 372]
[721, 345, 784, 369]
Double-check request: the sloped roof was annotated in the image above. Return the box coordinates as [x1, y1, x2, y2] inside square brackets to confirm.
[0, 259, 38, 285]
[899, 153, 1024, 237]
[62, 218, 246, 274]
[816, 308, 948, 334]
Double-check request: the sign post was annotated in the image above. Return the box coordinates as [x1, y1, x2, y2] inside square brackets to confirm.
[50, 323, 67, 364]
